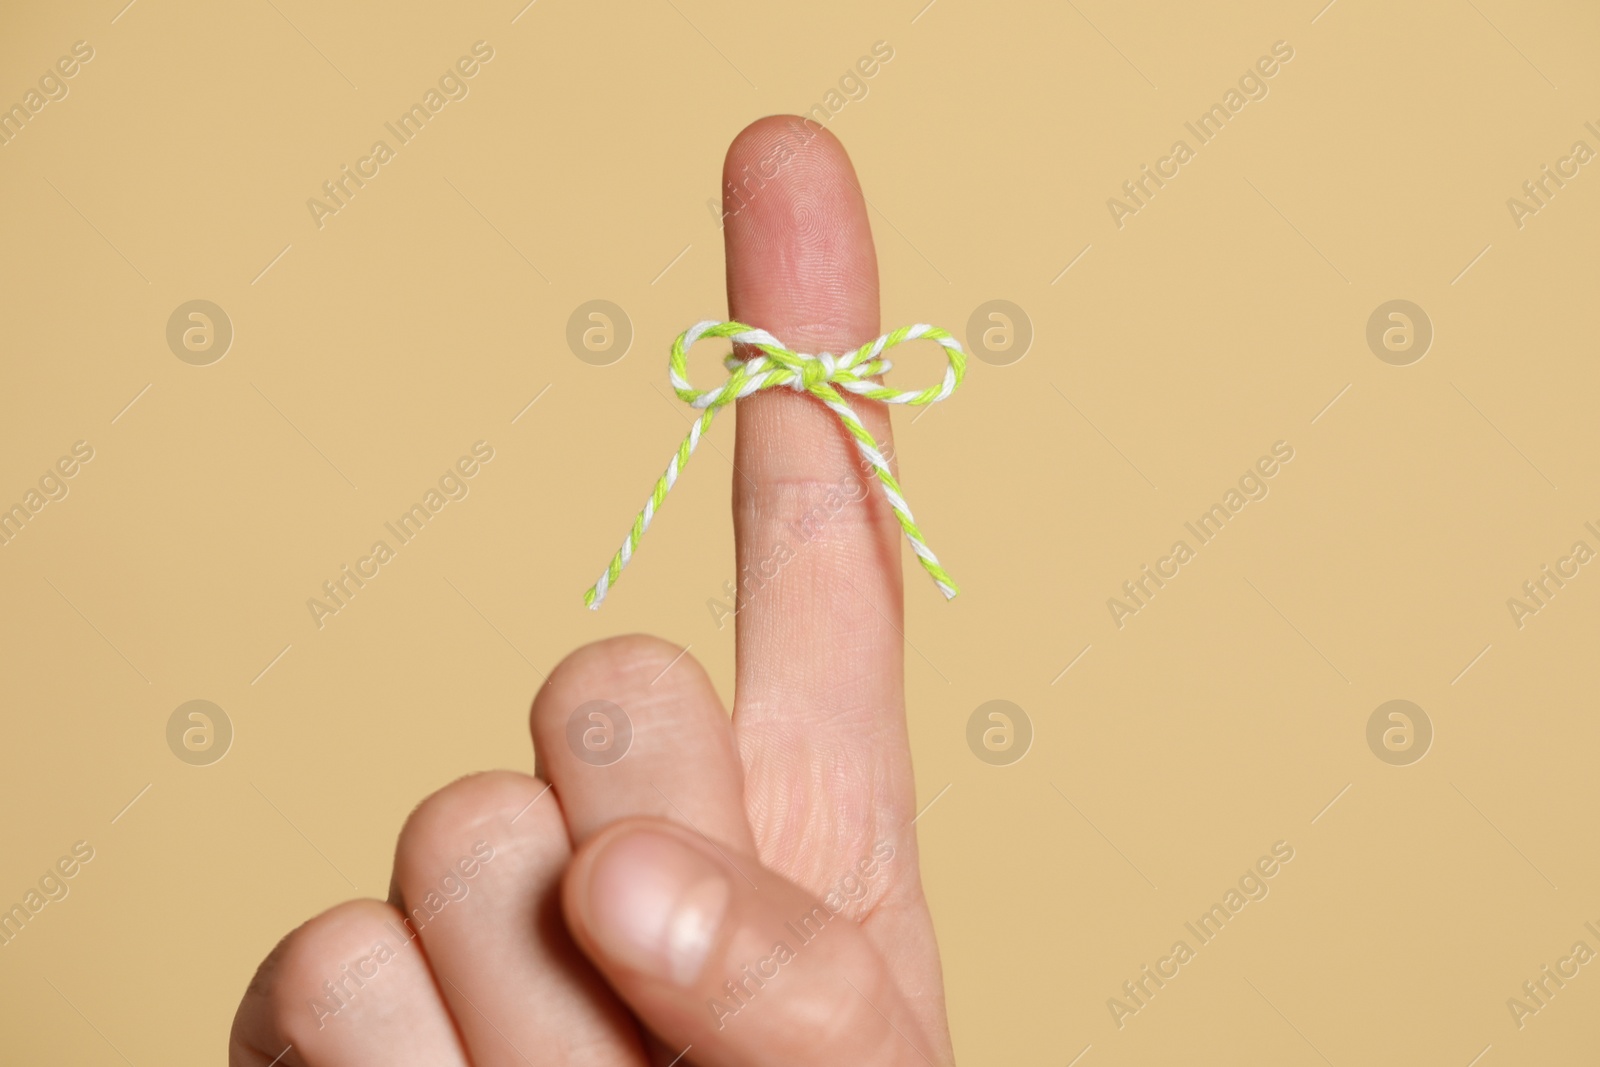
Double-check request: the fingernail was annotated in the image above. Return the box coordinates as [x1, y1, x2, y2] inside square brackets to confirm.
[583, 829, 730, 986]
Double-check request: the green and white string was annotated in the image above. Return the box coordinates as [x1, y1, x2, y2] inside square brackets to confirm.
[585, 320, 967, 609]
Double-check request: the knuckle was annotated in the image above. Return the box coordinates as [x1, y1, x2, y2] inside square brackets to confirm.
[757, 964, 898, 1061]
[395, 771, 550, 875]
[260, 899, 400, 1044]
[809, 966, 908, 1062]
[559, 633, 694, 688]
[533, 634, 703, 737]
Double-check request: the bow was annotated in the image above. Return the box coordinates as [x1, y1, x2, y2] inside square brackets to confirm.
[585, 320, 966, 609]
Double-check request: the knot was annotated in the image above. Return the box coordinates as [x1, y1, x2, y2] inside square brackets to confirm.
[795, 352, 836, 391]
[586, 320, 969, 609]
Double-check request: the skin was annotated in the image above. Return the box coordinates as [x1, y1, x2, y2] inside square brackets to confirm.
[229, 115, 953, 1067]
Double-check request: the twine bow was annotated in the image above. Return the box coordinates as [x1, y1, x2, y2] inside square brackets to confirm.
[584, 320, 967, 609]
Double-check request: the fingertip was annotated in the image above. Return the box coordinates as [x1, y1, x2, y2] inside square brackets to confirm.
[722, 114, 878, 349]
[723, 113, 850, 183]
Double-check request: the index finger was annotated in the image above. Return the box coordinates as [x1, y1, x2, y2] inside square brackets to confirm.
[721, 116, 915, 829]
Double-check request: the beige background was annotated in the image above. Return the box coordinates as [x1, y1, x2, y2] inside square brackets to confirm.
[2, 0, 1598, 1062]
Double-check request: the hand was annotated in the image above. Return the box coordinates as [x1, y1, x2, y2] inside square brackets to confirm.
[229, 115, 953, 1067]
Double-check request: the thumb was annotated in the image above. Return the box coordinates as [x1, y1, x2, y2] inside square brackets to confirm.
[561, 818, 944, 1067]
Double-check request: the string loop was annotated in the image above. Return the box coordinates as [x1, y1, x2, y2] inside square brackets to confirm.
[585, 320, 966, 609]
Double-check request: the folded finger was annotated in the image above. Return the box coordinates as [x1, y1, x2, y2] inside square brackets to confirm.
[390, 771, 647, 1067]
[530, 635, 754, 856]
[228, 899, 468, 1067]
